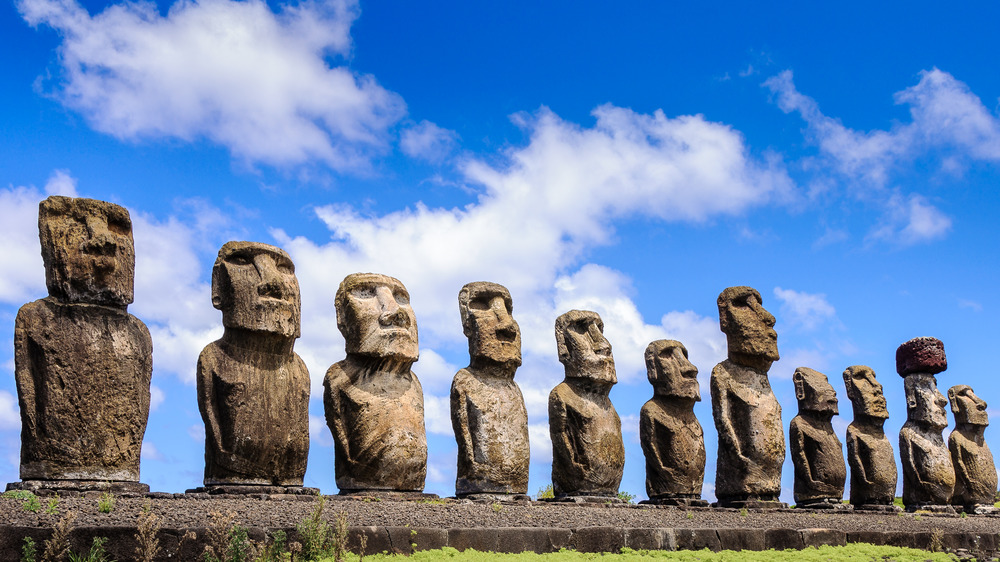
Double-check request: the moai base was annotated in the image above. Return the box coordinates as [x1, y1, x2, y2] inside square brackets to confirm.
[190, 242, 312, 496]
[548, 310, 625, 503]
[638, 340, 708, 508]
[323, 273, 433, 497]
[711, 287, 786, 509]
[10, 196, 151, 496]
[451, 282, 530, 500]
[948, 385, 998, 514]
[897, 337, 955, 513]
[790, 367, 848, 510]
[843, 366, 899, 512]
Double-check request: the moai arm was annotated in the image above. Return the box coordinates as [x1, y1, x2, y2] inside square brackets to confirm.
[13, 307, 36, 441]
[639, 412, 669, 477]
[948, 436, 969, 488]
[322, 369, 352, 465]
[450, 374, 475, 469]
[849, 434, 871, 486]
[711, 373, 747, 466]
[195, 350, 226, 466]
[549, 390, 581, 476]
[790, 419, 816, 487]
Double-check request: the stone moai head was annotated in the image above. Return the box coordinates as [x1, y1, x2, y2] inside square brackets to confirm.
[458, 281, 521, 368]
[644, 339, 699, 401]
[211, 241, 301, 339]
[896, 337, 947, 377]
[904, 374, 949, 429]
[949, 385, 989, 427]
[793, 367, 838, 416]
[336, 273, 418, 362]
[39, 196, 135, 307]
[717, 286, 779, 367]
[843, 365, 889, 420]
[555, 310, 616, 386]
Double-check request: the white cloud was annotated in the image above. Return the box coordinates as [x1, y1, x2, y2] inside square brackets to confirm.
[773, 287, 836, 331]
[43, 170, 78, 197]
[309, 414, 332, 447]
[400, 120, 458, 163]
[141, 440, 163, 461]
[423, 394, 453, 436]
[528, 423, 551, 464]
[867, 192, 951, 245]
[0, 185, 47, 305]
[149, 385, 165, 412]
[19, 0, 405, 170]
[0, 391, 20, 431]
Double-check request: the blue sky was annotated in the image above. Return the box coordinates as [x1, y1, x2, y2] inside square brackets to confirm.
[2, 0, 1000, 502]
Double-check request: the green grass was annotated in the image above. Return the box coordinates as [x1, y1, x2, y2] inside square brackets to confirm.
[311, 545, 957, 561]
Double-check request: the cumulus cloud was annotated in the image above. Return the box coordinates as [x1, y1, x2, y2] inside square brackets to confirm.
[773, 287, 836, 331]
[19, 0, 405, 170]
[0, 391, 19, 431]
[867, 192, 951, 245]
[400, 120, 459, 163]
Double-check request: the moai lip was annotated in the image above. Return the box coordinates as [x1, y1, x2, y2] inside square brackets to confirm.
[548, 310, 624, 500]
[451, 282, 530, 498]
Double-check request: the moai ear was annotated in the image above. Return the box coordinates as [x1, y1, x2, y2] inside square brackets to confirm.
[947, 386, 960, 411]
[793, 371, 806, 401]
[211, 264, 224, 310]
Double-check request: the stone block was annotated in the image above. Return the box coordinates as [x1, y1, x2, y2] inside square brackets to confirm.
[674, 528, 721, 551]
[716, 528, 767, 551]
[800, 528, 846, 548]
[449, 528, 499, 552]
[495, 528, 569, 553]
[765, 528, 804, 550]
[570, 526, 626, 553]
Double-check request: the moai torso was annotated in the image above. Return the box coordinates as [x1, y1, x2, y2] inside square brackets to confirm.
[897, 338, 954, 508]
[323, 273, 427, 492]
[639, 339, 705, 500]
[451, 282, 530, 496]
[711, 286, 784, 504]
[947, 385, 997, 509]
[549, 310, 624, 497]
[197, 241, 310, 488]
[15, 196, 151, 482]
[843, 365, 896, 507]
[789, 367, 846, 506]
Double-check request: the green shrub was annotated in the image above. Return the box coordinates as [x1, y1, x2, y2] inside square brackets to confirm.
[97, 492, 115, 514]
[535, 484, 554, 500]
[68, 537, 112, 562]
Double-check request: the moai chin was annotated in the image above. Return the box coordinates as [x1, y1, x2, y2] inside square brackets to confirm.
[11, 196, 151, 494]
[843, 365, 897, 511]
[323, 273, 429, 495]
[194, 241, 312, 494]
[450, 282, 530, 499]
[710, 286, 785, 508]
[947, 385, 997, 513]
[789, 367, 847, 509]
[897, 337, 955, 512]
[638, 340, 707, 507]
[548, 310, 624, 500]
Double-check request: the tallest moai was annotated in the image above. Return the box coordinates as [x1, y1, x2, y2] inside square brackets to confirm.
[9, 196, 152, 494]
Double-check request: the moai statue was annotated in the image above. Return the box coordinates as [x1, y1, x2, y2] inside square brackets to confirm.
[548, 310, 624, 500]
[789, 367, 847, 509]
[10, 196, 151, 494]
[638, 340, 707, 507]
[897, 337, 955, 512]
[843, 365, 897, 511]
[323, 273, 429, 495]
[711, 286, 785, 508]
[194, 242, 312, 494]
[948, 385, 998, 513]
[451, 282, 530, 499]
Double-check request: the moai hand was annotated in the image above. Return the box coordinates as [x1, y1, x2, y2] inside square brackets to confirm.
[451, 282, 530, 499]
[548, 310, 624, 500]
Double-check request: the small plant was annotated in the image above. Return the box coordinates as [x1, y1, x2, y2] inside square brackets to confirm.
[41, 510, 76, 562]
[68, 537, 112, 562]
[685, 511, 694, 520]
[134, 501, 161, 562]
[535, 484, 554, 500]
[255, 529, 287, 562]
[223, 524, 254, 562]
[297, 496, 333, 560]
[24, 494, 41, 513]
[491, 501, 503, 513]
[21, 536, 37, 562]
[97, 492, 115, 514]
[913, 513, 922, 521]
[929, 529, 944, 553]
[203, 510, 236, 562]
[4, 490, 36, 500]
[616, 491, 636, 504]
[960, 511, 968, 519]
[45, 497, 59, 515]
[739, 507, 748, 517]
[409, 529, 418, 552]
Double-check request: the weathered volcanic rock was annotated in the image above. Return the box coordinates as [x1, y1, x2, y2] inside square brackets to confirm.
[549, 310, 624, 498]
[639, 340, 706, 505]
[899, 373, 954, 509]
[947, 385, 997, 511]
[843, 365, 897, 509]
[324, 273, 427, 493]
[451, 282, 529, 497]
[789, 367, 846, 507]
[896, 337, 947, 377]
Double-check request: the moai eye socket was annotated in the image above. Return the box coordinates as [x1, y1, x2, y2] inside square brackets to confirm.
[393, 290, 409, 305]
[227, 253, 252, 266]
[469, 297, 491, 311]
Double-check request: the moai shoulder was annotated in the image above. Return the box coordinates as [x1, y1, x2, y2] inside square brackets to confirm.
[12, 196, 151, 494]
[548, 310, 624, 500]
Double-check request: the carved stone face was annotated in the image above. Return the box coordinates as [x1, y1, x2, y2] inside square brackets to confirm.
[459, 282, 521, 368]
[39, 196, 135, 306]
[949, 385, 989, 426]
[212, 241, 301, 338]
[843, 365, 888, 420]
[717, 286, 779, 364]
[644, 339, 699, 400]
[793, 367, 838, 415]
[904, 374, 948, 429]
[555, 310, 616, 385]
[336, 273, 418, 361]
